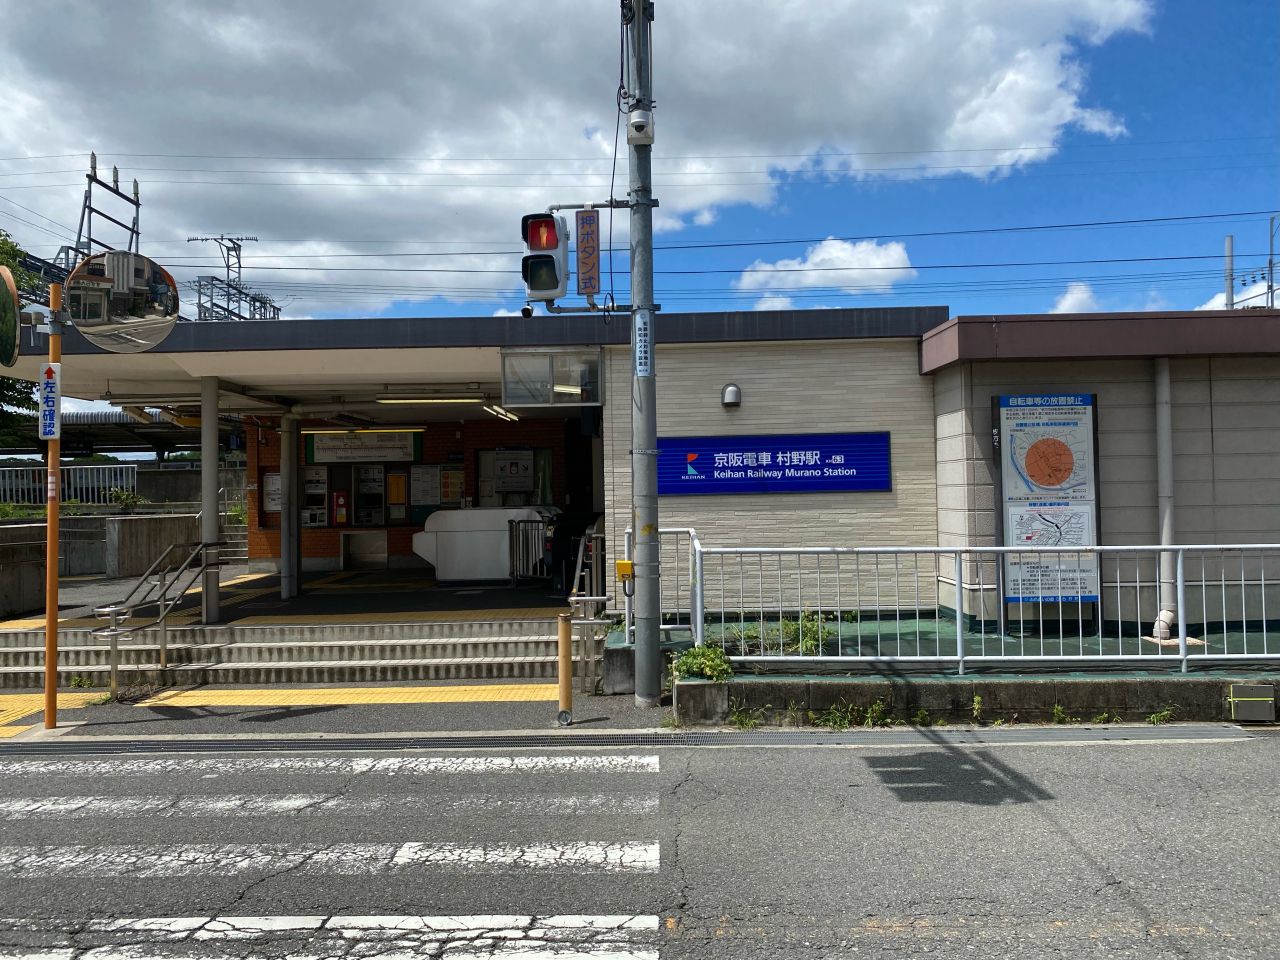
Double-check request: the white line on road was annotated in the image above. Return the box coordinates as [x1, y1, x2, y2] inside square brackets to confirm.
[0, 842, 661, 877]
[0, 793, 659, 819]
[0, 915, 660, 960]
[0, 756, 660, 777]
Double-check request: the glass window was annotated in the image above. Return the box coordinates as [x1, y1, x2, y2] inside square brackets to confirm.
[552, 352, 601, 405]
[503, 354, 552, 405]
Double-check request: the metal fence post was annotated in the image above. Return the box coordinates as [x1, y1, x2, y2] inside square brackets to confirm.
[157, 568, 168, 669]
[1177, 548, 1188, 674]
[955, 550, 965, 675]
[693, 536, 705, 646]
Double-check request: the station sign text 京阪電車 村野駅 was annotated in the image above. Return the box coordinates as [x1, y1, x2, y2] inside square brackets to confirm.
[657, 433, 891, 496]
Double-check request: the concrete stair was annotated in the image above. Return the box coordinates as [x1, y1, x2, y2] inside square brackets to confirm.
[218, 525, 249, 562]
[0, 619, 581, 688]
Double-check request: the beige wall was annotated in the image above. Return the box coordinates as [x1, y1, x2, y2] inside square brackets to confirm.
[602, 338, 939, 603]
[935, 356, 1280, 549]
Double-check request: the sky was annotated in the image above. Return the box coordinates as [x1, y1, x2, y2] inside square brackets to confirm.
[0, 0, 1277, 338]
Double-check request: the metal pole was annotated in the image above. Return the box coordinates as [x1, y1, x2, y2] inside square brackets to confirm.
[1225, 235, 1234, 310]
[157, 568, 168, 669]
[1155, 358, 1176, 634]
[280, 415, 300, 599]
[1176, 549, 1188, 674]
[1269, 217, 1275, 309]
[200, 377, 220, 621]
[43, 284, 62, 729]
[626, 0, 661, 708]
[954, 551, 965, 675]
[558, 612, 573, 723]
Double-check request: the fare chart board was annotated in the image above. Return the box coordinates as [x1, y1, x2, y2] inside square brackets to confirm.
[996, 395, 1099, 603]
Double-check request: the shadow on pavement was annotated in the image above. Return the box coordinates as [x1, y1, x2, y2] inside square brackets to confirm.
[864, 730, 1054, 805]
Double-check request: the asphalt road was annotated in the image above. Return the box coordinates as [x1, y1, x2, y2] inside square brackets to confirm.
[0, 726, 1275, 959]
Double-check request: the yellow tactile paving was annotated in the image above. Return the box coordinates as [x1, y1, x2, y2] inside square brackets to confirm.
[138, 684, 559, 708]
[0, 692, 102, 732]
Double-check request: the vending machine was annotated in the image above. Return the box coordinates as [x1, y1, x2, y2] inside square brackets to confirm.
[302, 466, 328, 527]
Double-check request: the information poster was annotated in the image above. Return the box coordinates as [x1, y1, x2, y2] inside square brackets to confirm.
[263, 473, 281, 513]
[494, 450, 534, 492]
[997, 395, 1099, 602]
[440, 467, 465, 506]
[411, 464, 440, 506]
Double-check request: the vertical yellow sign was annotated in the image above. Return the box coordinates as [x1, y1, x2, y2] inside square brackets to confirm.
[575, 209, 601, 296]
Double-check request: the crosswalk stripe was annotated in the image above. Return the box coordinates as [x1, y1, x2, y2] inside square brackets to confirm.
[0, 915, 660, 960]
[0, 755, 660, 777]
[0, 842, 661, 877]
[0, 793, 660, 819]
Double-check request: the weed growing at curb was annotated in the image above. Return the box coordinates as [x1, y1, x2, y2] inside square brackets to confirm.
[971, 695, 983, 723]
[810, 701, 859, 731]
[1052, 704, 1082, 724]
[672, 646, 734, 683]
[912, 708, 932, 726]
[785, 701, 806, 727]
[728, 696, 768, 731]
[1092, 711, 1123, 724]
[1147, 704, 1178, 725]
[69, 676, 93, 688]
[660, 712, 682, 730]
[863, 698, 894, 728]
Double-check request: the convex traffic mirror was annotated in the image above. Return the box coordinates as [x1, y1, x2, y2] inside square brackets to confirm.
[65, 250, 179, 353]
[0, 266, 18, 367]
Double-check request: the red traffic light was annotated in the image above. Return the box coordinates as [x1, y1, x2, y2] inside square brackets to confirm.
[521, 214, 560, 251]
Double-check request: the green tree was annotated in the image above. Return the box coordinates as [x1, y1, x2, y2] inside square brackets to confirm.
[0, 228, 40, 447]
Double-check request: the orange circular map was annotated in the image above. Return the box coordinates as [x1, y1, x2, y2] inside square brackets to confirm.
[1024, 437, 1075, 487]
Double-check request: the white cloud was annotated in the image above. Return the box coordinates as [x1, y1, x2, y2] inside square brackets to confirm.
[1197, 281, 1269, 311]
[1050, 281, 1100, 313]
[0, 1, 1149, 315]
[737, 238, 915, 296]
[753, 296, 794, 311]
[61, 397, 117, 413]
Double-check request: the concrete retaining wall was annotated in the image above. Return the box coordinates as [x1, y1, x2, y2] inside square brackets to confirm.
[0, 523, 45, 619]
[674, 675, 1280, 725]
[104, 514, 200, 579]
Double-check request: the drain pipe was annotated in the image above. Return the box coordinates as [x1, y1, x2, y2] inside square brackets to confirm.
[1154, 358, 1176, 639]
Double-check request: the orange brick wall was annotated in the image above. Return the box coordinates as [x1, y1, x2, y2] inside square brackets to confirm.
[246, 416, 566, 561]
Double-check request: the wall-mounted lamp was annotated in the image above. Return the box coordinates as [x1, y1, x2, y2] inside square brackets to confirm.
[721, 382, 741, 407]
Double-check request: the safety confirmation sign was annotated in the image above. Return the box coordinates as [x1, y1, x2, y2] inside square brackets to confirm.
[997, 395, 1099, 602]
[39, 363, 60, 441]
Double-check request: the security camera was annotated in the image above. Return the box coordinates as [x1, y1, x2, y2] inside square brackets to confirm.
[520, 305, 533, 318]
[627, 108, 654, 145]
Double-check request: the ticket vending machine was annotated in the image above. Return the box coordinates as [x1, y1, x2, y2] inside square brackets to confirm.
[302, 466, 328, 527]
[355, 465, 384, 526]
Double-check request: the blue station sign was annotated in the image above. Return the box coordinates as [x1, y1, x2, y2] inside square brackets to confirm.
[658, 432, 891, 496]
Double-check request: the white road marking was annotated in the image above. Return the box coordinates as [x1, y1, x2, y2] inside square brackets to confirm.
[0, 915, 660, 960]
[0, 842, 661, 877]
[0, 756, 659, 777]
[0, 793, 659, 820]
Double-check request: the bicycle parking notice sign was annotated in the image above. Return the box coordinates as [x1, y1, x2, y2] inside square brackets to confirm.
[39, 363, 60, 441]
[995, 394, 1100, 603]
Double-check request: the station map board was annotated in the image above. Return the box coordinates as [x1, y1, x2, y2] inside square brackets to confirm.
[995, 395, 1100, 603]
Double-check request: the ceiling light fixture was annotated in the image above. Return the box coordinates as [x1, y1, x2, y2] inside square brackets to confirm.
[300, 427, 427, 435]
[374, 396, 485, 404]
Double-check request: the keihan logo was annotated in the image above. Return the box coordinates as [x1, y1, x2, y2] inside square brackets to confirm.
[686, 453, 701, 476]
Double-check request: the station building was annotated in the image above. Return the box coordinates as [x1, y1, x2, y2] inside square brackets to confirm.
[12, 305, 1280, 606]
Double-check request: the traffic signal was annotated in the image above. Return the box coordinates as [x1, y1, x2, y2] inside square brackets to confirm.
[521, 213, 569, 302]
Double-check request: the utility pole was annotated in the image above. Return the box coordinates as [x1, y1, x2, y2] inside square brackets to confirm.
[624, 0, 661, 707]
[1225, 235, 1234, 310]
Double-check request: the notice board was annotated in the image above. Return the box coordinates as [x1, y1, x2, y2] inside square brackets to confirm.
[994, 394, 1101, 603]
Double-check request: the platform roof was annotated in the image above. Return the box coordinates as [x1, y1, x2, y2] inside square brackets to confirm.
[920, 308, 1280, 373]
[9, 306, 947, 423]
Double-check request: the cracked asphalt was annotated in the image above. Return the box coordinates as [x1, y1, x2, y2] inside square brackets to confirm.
[0, 729, 1276, 958]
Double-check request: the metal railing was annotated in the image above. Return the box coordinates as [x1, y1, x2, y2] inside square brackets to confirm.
[688, 543, 1280, 673]
[569, 531, 606, 617]
[508, 518, 550, 586]
[622, 526, 701, 642]
[0, 465, 136, 505]
[92, 540, 226, 697]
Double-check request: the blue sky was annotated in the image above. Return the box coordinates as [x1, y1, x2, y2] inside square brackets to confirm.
[1, 0, 1276, 326]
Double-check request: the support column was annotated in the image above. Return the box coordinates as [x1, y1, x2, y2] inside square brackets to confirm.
[1154, 358, 1176, 635]
[279, 414, 299, 599]
[200, 377, 220, 623]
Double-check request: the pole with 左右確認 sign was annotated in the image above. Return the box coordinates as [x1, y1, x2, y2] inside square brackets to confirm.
[656, 432, 891, 496]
